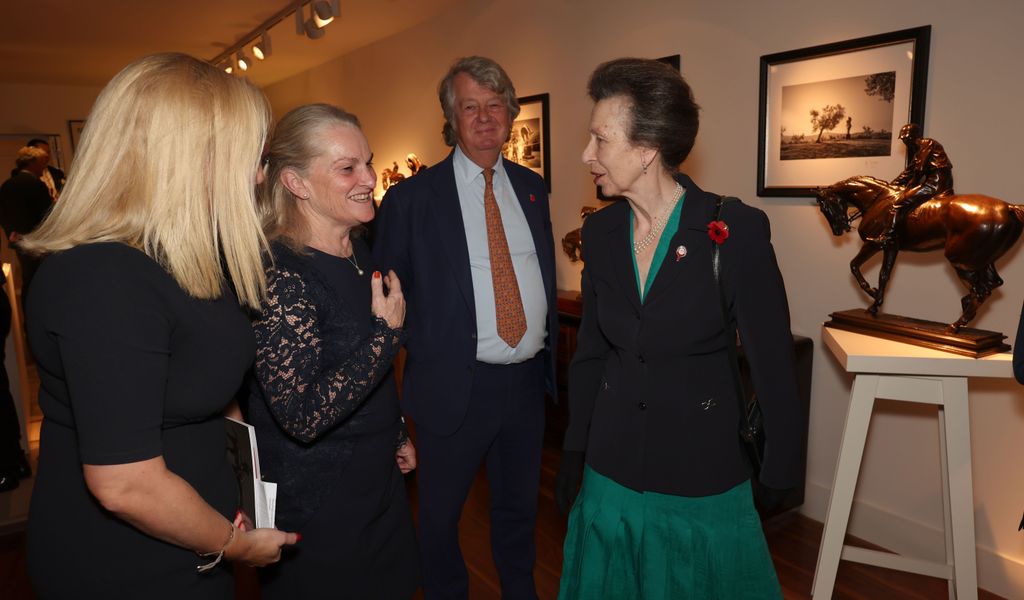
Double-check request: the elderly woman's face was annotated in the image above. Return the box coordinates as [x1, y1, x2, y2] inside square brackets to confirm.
[582, 96, 644, 198]
[296, 123, 377, 231]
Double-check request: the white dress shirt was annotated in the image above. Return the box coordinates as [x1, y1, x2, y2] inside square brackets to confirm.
[453, 146, 547, 364]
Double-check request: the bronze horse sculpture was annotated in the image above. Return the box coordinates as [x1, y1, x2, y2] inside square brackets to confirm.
[815, 175, 1024, 331]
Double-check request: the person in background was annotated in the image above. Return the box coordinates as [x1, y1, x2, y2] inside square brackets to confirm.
[26, 138, 65, 201]
[555, 58, 803, 599]
[374, 56, 557, 599]
[0, 267, 27, 493]
[20, 53, 297, 599]
[249, 103, 419, 599]
[1015, 303, 1024, 533]
[0, 146, 53, 298]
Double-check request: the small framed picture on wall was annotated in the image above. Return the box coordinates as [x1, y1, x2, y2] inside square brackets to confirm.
[502, 93, 550, 191]
[68, 119, 86, 154]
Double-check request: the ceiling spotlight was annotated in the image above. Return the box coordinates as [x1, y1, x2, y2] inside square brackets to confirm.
[304, 17, 326, 39]
[312, 1, 334, 28]
[222, 62, 233, 74]
[236, 51, 249, 71]
[252, 32, 271, 60]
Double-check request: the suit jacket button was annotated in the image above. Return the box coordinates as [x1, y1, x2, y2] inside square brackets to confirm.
[638, 401, 647, 410]
[638, 354, 645, 363]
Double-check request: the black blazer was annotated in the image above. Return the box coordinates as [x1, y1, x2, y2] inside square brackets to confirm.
[0, 171, 51, 237]
[565, 173, 804, 495]
[373, 151, 558, 436]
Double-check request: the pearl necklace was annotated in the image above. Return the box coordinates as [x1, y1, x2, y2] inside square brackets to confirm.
[632, 182, 683, 255]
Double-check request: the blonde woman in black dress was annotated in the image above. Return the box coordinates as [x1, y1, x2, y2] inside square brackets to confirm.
[22, 53, 297, 599]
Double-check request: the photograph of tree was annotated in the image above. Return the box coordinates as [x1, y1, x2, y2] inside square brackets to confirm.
[779, 71, 895, 160]
[756, 26, 930, 197]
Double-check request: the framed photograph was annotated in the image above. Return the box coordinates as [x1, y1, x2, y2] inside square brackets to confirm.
[68, 119, 86, 154]
[757, 26, 930, 197]
[658, 54, 681, 71]
[503, 93, 550, 191]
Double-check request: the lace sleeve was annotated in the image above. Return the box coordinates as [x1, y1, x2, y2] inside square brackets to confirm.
[252, 266, 405, 443]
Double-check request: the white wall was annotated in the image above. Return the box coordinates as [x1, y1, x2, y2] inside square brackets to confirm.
[0, 82, 101, 171]
[265, 1, 1024, 595]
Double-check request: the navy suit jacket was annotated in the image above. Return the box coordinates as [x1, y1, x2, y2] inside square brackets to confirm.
[0, 172, 51, 237]
[373, 151, 558, 436]
[1013, 302, 1024, 384]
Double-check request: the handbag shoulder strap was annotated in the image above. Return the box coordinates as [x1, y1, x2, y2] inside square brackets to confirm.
[711, 196, 749, 416]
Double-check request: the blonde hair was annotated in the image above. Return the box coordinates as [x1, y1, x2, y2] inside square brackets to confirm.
[21, 53, 272, 309]
[259, 103, 361, 251]
[16, 146, 48, 169]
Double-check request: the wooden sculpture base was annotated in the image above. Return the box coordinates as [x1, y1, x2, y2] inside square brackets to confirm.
[825, 308, 1010, 358]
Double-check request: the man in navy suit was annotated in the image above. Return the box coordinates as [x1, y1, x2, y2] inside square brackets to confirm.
[374, 56, 557, 600]
[26, 139, 65, 201]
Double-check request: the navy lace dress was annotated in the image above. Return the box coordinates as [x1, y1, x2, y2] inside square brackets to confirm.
[246, 240, 419, 599]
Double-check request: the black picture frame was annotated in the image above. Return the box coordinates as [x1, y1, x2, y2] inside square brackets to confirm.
[503, 93, 550, 191]
[68, 119, 86, 154]
[757, 26, 931, 197]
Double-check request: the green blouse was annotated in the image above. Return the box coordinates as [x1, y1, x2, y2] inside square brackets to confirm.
[630, 192, 686, 301]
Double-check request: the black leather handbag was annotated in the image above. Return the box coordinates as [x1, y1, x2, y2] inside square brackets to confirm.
[710, 195, 766, 473]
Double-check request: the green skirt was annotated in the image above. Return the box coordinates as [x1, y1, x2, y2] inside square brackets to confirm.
[558, 466, 782, 600]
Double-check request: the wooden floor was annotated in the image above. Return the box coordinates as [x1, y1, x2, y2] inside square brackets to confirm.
[0, 434, 1006, 600]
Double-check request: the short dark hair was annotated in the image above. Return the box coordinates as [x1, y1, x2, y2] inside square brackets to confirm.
[438, 56, 520, 147]
[26, 138, 49, 148]
[587, 58, 700, 170]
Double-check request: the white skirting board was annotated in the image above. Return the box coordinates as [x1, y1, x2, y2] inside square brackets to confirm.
[802, 481, 1024, 598]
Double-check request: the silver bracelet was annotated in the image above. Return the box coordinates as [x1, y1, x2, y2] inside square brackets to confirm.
[196, 522, 236, 573]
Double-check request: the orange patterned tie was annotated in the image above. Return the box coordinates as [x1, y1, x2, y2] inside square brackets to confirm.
[483, 167, 527, 347]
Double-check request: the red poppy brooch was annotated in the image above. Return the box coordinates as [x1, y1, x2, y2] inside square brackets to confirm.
[707, 220, 730, 244]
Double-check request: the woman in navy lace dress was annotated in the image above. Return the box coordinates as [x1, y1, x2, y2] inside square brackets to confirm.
[247, 103, 419, 598]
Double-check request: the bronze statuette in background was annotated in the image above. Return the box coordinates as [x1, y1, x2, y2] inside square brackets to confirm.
[815, 124, 1021, 356]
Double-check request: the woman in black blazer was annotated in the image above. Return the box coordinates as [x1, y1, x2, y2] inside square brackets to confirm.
[554, 58, 804, 599]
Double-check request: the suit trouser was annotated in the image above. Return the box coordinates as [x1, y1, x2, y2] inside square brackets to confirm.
[415, 356, 545, 600]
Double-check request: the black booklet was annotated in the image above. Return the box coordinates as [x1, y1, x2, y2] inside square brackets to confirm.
[224, 417, 277, 528]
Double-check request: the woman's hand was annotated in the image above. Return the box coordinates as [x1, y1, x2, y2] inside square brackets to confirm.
[371, 270, 405, 329]
[82, 457, 299, 570]
[226, 526, 300, 567]
[396, 440, 417, 474]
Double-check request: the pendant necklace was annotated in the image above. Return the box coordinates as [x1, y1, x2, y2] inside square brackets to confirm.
[345, 247, 364, 276]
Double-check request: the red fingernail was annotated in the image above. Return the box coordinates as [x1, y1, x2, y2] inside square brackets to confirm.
[235, 510, 242, 521]
[373, 271, 381, 279]
[295, 533, 303, 542]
